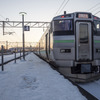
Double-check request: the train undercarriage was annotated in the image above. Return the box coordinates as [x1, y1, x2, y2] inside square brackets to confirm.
[58, 65, 100, 83]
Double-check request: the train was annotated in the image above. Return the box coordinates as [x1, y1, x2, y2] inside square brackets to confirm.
[35, 12, 100, 82]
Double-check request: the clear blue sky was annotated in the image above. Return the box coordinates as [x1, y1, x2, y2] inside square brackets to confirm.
[0, 0, 100, 43]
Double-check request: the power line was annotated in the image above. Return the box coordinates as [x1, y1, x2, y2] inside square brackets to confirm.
[55, 0, 66, 15]
[94, 11, 100, 15]
[0, 14, 6, 20]
[91, 6, 100, 13]
[57, 0, 70, 15]
[87, 2, 100, 11]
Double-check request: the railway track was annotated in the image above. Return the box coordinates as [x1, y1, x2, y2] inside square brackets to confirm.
[35, 53, 98, 100]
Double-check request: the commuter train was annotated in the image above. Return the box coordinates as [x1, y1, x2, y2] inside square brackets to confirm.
[35, 12, 100, 82]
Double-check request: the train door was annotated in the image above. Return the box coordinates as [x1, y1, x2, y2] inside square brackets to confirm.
[76, 22, 92, 61]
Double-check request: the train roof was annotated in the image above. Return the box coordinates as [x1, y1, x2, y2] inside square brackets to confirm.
[53, 12, 74, 20]
[52, 12, 100, 21]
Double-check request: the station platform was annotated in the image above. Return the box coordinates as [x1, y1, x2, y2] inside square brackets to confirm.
[0, 53, 86, 100]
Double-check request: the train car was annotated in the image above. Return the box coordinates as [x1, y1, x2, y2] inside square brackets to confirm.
[35, 12, 100, 82]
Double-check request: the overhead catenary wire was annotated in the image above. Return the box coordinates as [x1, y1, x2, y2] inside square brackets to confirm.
[91, 6, 100, 13]
[94, 11, 100, 15]
[57, 0, 70, 15]
[0, 14, 6, 21]
[55, 0, 66, 15]
[87, 2, 100, 11]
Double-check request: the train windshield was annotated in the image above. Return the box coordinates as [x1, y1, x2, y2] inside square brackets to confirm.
[54, 20, 73, 31]
[94, 20, 100, 35]
[53, 20, 73, 35]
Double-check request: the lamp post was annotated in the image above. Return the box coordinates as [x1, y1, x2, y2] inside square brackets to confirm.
[19, 12, 27, 60]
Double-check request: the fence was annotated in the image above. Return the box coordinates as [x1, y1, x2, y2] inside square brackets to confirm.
[0, 45, 29, 71]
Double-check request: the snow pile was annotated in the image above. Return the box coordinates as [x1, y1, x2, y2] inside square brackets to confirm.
[0, 53, 86, 100]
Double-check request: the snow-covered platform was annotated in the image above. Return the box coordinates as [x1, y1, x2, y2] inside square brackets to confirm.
[0, 53, 86, 100]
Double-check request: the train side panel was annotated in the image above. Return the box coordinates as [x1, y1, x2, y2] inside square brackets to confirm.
[53, 36, 75, 67]
[93, 36, 100, 65]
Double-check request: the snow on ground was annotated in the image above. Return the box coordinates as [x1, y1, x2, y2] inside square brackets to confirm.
[79, 79, 100, 99]
[0, 53, 86, 100]
[0, 52, 23, 63]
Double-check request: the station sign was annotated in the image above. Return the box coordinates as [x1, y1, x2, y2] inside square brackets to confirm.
[24, 26, 30, 31]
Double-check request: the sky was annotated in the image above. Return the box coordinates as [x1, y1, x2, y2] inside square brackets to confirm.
[0, 0, 100, 44]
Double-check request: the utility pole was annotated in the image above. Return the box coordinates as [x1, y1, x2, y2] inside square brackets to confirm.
[19, 12, 27, 60]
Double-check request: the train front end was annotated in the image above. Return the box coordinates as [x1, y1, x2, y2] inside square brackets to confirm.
[52, 12, 100, 82]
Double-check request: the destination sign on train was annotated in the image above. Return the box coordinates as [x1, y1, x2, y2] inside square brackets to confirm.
[78, 14, 88, 18]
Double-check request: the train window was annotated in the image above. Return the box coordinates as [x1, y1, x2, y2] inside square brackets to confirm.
[53, 20, 73, 35]
[54, 20, 73, 31]
[79, 24, 88, 43]
[94, 21, 100, 35]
